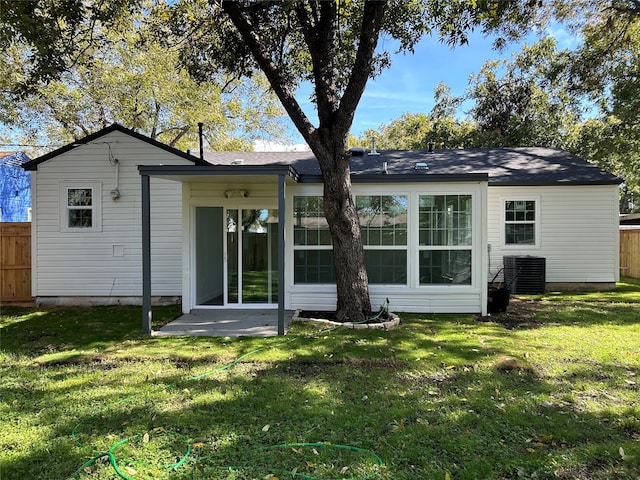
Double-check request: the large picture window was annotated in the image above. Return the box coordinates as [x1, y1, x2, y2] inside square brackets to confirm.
[293, 194, 408, 285]
[418, 194, 472, 285]
[504, 200, 536, 245]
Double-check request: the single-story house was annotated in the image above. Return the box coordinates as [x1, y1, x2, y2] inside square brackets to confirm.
[1, 151, 31, 222]
[23, 124, 622, 333]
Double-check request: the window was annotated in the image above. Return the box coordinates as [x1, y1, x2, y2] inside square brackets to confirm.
[357, 195, 407, 284]
[293, 196, 334, 283]
[293, 196, 331, 246]
[60, 182, 102, 231]
[67, 188, 93, 228]
[292, 194, 408, 284]
[504, 200, 536, 245]
[418, 194, 472, 285]
[356, 195, 408, 246]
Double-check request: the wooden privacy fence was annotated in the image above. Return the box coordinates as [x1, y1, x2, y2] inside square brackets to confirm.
[620, 229, 640, 279]
[0, 222, 32, 303]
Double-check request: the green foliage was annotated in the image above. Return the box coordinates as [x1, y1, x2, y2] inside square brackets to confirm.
[551, 1, 640, 211]
[466, 38, 582, 149]
[0, 1, 286, 154]
[2, 284, 640, 479]
[354, 83, 476, 150]
[0, 0, 138, 91]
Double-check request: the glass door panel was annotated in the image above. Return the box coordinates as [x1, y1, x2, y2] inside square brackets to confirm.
[226, 209, 239, 304]
[195, 207, 224, 305]
[241, 209, 278, 304]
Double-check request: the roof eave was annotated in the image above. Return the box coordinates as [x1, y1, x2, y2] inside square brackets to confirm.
[298, 173, 489, 183]
[138, 164, 300, 182]
[22, 123, 204, 171]
[489, 178, 623, 186]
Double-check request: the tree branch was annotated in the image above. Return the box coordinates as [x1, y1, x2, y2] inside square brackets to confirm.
[294, 1, 339, 125]
[221, 1, 317, 144]
[335, 0, 387, 135]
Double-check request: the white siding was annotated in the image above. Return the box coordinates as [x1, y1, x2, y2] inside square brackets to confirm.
[487, 185, 620, 285]
[32, 130, 193, 300]
[181, 180, 488, 314]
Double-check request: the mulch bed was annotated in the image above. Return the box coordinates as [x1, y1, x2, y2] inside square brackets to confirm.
[477, 297, 543, 329]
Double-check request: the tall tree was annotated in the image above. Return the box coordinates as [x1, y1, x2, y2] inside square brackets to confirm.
[169, 0, 544, 321]
[357, 112, 433, 151]
[540, 1, 640, 211]
[1, 0, 545, 321]
[466, 38, 582, 148]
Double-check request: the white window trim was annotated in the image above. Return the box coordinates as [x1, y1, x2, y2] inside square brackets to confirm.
[59, 181, 102, 232]
[287, 185, 484, 291]
[416, 192, 475, 286]
[501, 196, 540, 248]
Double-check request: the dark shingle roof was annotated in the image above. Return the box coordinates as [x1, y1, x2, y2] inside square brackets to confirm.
[22, 122, 621, 186]
[203, 147, 621, 185]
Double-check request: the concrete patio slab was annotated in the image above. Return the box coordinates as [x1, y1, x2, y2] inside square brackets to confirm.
[152, 309, 295, 337]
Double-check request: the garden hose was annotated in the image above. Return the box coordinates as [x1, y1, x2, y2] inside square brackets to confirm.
[70, 301, 390, 479]
[72, 431, 191, 480]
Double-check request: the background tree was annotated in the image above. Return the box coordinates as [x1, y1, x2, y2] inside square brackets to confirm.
[466, 38, 581, 148]
[555, 1, 640, 211]
[354, 84, 472, 151]
[427, 83, 474, 149]
[356, 112, 433, 151]
[0, 3, 286, 155]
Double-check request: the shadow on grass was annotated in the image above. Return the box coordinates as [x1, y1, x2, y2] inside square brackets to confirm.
[0, 305, 181, 357]
[3, 353, 638, 480]
[477, 297, 640, 330]
[2, 297, 639, 479]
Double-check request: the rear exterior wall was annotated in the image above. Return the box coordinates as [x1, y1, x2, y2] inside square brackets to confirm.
[486, 184, 620, 289]
[31, 130, 192, 304]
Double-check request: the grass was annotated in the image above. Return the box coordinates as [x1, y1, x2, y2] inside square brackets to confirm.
[1, 281, 639, 480]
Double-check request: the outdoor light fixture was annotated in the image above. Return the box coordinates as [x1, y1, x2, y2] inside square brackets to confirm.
[224, 189, 248, 198]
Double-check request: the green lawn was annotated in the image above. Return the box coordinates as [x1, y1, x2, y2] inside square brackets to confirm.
[1, 281, 639, 480]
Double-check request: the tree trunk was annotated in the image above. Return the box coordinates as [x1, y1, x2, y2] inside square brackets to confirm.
[315, 140, 372, 322]
[221, 1, 384, 321]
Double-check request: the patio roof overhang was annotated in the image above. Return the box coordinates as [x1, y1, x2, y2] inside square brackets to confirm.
[138, 164, 294, 336]
[138, 164, 300, 183]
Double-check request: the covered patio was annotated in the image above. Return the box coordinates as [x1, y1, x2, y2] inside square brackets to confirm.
[139, 164, 300, 336]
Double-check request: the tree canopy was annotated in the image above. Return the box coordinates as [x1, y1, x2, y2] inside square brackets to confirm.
[0, 0, 286, 154]
[356, 1, 640, 211]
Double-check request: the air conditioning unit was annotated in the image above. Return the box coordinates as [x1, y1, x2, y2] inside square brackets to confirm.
[504, 256, 546, 294]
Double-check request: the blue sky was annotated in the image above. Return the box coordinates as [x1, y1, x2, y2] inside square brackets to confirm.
[291, 25, 579, 142]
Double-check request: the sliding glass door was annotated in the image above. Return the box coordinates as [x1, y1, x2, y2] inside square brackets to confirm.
[196, 207, 278, 306]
